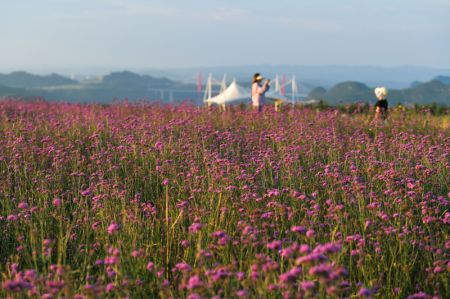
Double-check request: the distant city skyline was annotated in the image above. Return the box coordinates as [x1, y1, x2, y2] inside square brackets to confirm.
[1, 0, 450, 71]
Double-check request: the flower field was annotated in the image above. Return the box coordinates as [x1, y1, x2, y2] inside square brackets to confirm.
[0, 100, 449, 298]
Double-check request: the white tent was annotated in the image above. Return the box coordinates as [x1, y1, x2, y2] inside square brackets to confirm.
[203, 74, 299, 107]
[205, 80, 250, 105]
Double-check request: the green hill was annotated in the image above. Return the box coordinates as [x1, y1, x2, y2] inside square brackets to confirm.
[308, 87, 327, 100]
[434, 76, 450, 85]
[323, 81, 372, 104]
[0, 71, 77, 88]
[102, 71, 174, 88]
[311, 80, 450, 106]
[400, 80, 450, 104]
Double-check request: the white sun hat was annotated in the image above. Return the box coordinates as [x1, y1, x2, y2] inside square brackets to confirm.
[374, 87, 388, 99]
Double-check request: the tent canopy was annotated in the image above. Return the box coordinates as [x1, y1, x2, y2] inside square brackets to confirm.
[205, 80, 250, 105]
[204, 75, 299, 105]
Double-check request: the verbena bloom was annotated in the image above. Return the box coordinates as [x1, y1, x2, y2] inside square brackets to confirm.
[105, 283, 115, 292]
[188, 222, 202, 234]
[358, 287, 376, 297]
[291, 226, 306, 233]
[306, 229, 316, 238]
[236, 289, 248, 298]
[18, 202, 28, 209]
[53, 198, 62, 206]
[7, 214, 18, 221]
[154, 141, 163, 151]
[300, 281, 315, 291]
[266, 240, 282, 250]
[146, 262, 155, 271]
[107, 222, 120, 235]
[279, 267, 301, 284]
[187, 275, 203, 289]
[175, 262, 192, 272]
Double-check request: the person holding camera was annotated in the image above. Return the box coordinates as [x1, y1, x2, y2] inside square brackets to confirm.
[251, 73, 270, 112]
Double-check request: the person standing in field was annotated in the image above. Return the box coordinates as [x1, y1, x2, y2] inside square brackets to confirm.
[374, 87, 388, 120]
[251, 73, 270, 112]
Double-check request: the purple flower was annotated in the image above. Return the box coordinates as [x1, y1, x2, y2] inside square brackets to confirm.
[306, 229, 316, 238]
[358, 287, 376, 297]
[146, 262, 155, 271]
[291, 226, 306, 233]
[308, 263, 333, 278]
[80, 189, 92, 196]
[154, 141, 163, 151]
[296, 252, 327, 264]
[18, 202, 28, 209]
[236, 289, 248, 298]
[187, 275, 203, 289]
[7, 214, 18, 221]
[53, 198, 62, 207]
[266, 240, 282, 250]
[406, 292, 431, 299]
[105, 283, 115, 292]
[300, 281, 315, 291]
[279, 267, 302, 284]
[175, 262, 192, 272]
[188, 222, 203, 234]
[107, 222, 120, 235]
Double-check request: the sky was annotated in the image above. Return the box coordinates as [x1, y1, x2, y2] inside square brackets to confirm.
[1, 0, 450, 71]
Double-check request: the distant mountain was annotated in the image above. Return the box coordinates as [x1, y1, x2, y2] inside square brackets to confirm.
[144, 65, 450, 89]
[310, 80, 450, 105]
[308, 87, 327, 100]
[0, 71, 77, 88]
[102, 71, 174, 88]
[410, 81, 423, 88]
[1, 70, 449, 105]
[0, 71, 200, 103]
[400, 80, 450, 104]
[434, 76, 450, 85]
[323, 82, 371, 103]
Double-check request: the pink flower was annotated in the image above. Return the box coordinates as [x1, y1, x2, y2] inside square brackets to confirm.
[7, 214, 18, 221]
[306, 229, 316, 238]
[291, 226, 306, 233]
[146, 262, 154, 271]
[105, 283, 115, 292]
[266, 240, 282, 250]
[236, 289, 248, 298]
[188, 222, 202, 234]
[107, 222, 120, 235]
[18, 202, 28, 209]
[187, 275, 203, 289]
[279, 267, 301, 284]
[53, 198, 62, 207]
[300, 281, 315, 291]
[154, 141, 163, 151]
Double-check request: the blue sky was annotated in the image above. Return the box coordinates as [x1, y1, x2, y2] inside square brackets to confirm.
[1, 0, 449, 70]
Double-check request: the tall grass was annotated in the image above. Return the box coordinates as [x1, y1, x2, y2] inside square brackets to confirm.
[0, 100, 448, 298]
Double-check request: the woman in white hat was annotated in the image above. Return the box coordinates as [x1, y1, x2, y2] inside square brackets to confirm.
[251, 73, 270, 112]
[374, 87, 388, 120]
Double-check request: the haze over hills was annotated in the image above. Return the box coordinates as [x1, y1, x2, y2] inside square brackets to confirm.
[4, 65, 450, 89]
[0, 69, 449, 105]
[0, 71, 77, 88]
[309, 80, 450, 105]
[140, 65, 450, 89]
